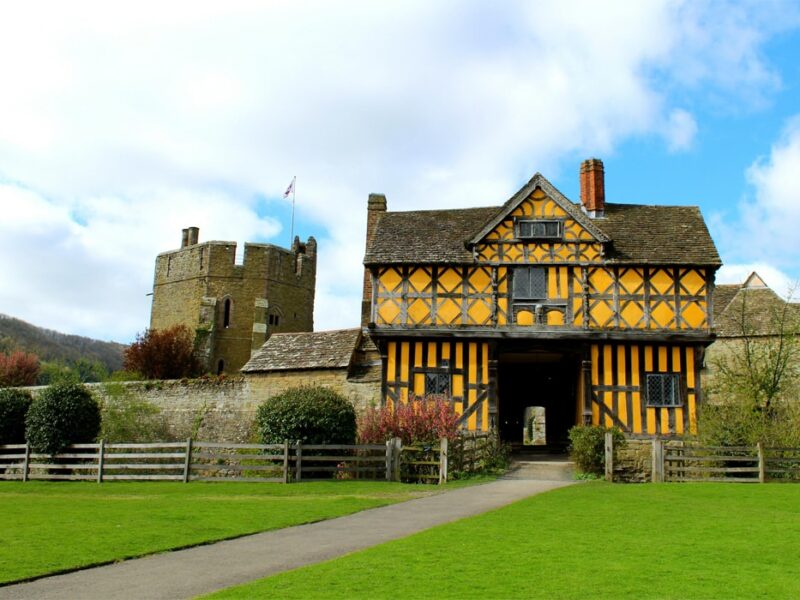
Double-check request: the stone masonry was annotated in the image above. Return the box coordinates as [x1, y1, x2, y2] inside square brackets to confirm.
[150, 227, 317, 374]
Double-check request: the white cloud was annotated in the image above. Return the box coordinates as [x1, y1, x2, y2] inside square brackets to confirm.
[717, 263, 798, 300]
[0, 1, 796, 341]
[663, 109, 698, 152]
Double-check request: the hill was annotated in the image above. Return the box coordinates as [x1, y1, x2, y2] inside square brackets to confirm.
[0, 313, 126, 372]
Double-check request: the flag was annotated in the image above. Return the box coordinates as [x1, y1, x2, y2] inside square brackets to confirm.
[283, 177, 295, 198]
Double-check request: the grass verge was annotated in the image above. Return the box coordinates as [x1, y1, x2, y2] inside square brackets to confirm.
[209, 482, 800, 599]
[0, 479, 452, 585]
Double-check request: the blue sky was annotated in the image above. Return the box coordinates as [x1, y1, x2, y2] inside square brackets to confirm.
[0, 1, 799, 343]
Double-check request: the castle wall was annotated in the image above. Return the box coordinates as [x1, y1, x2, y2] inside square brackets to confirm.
[149, 231, 316, 375]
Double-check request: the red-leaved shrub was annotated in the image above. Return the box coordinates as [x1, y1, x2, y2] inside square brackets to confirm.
[0, 351, 40, 387]
[358, 394, 460, 444]
[124, 325, 202, 380]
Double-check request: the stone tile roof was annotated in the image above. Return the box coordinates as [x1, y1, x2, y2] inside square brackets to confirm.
[712, 284, 741, 325]
[715, 287, 800, 337]
[364, 202, 721, 266]
[242, 328, 361, 373]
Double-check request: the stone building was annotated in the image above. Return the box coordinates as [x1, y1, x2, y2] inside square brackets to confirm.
[242, 328, 382, 410]
[150, 227, 317, 374]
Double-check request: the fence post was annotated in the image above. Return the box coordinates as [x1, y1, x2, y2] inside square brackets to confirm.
[282, 440, 290, 484]
[97, 439, 105, 484]
[22, 442, 30, 483]
[757, 442, 766, 483]
[183, 438, 193, 483]
[385, 439, 393, 482]
[439, 438, 448, 485]
[392, 437, 402, 482]
[604, 432, 613, 482]
[295, 441, 303, 482]
[652, 438, 664, 483]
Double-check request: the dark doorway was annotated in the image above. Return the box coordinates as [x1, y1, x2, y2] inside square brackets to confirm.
[498, 352, 578, 449]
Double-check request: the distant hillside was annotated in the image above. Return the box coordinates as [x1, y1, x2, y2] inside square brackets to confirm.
[0, 314, 126, 372]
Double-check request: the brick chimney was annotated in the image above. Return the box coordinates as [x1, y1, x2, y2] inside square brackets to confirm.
[580, 158, 605, 218]
[361, 193, 387, 326]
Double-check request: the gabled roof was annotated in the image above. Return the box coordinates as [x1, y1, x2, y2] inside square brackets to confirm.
[466, 173, 609, 246]
[364, 202, 721, 266]
[242, 328, 360, 373]
[714, 273, 800, 337]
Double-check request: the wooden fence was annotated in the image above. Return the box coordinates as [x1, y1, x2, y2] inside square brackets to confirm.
[604, 434, 800, 483]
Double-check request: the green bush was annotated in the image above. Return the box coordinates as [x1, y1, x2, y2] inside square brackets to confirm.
[696, 398, 800, 447]
[256, 386, 357, 445]
[99, 383, 172, 442]
[25, 383, 101, 454]
[568, 424, 625, 476]
[0, 388, 33, 444]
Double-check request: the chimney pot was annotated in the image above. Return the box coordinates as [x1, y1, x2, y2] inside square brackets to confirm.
[580, 158, 605, 217]
[187, 226, 200, 246]
[181, 228, 189, 248]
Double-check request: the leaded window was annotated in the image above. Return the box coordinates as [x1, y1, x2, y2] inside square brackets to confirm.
[513, 267, 547, 300]
[517, 219, 562, 239]
[646, 373, 682, 407]
[424, 372, 450, 396]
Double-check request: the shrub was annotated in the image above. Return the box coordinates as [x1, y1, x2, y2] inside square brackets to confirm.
[124, 325, 202, 380]
[25, 383, 101, 454]
[568, 424, 625, 476]
[358, 395, 460, 445]
[696, 398, 800, 448]
[0, 351, 40, 387]
[99, 384, 172, 442]
[0, 388, 33, 444]
[256, 386, 357, 445]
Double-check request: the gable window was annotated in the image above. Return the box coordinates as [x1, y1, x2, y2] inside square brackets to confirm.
[424, 371, 450, 396]
[517, 219, 562, 240]
[513, 267, 547, 300]
[646, 374, 682, 407]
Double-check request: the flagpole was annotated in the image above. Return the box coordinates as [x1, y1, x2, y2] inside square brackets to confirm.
[290, 176, 296, 247]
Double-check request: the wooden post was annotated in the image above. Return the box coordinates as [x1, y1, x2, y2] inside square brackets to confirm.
[604, 431, 613, 482]
[22, 442, 30, 483]
[757, 442, 766, 483]
[295, 441, 302, 482]
[439, 438, 448, 484]
[282, 440, 290, 484]
[392, 437, 402, 482]
[97, 439, 105, 484]
[183, 438, 193, 483]
[652, 438, 664, 483]
[385, 439, 393, 482]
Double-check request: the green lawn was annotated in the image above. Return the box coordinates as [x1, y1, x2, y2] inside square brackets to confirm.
[0, 480, 445, 585]
[210, 482, 800, 599]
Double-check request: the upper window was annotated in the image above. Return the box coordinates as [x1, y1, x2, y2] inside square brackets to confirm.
[646, 374, 682, 407]
[517, 219, 562, 240]
[223, 298, 232, 328]
[513, 267, 547, 300]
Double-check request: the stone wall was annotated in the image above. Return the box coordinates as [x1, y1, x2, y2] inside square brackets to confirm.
[22, 369, 380, 444]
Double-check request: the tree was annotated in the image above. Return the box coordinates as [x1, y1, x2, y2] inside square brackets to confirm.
[0, 350, 40, 387]
[709, 284, 799, 410]
[123, 325, 202, 380]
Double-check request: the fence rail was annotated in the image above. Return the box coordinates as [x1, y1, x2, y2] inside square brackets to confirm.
[604, 434, 800, 483]
[0, 433, 501, 484]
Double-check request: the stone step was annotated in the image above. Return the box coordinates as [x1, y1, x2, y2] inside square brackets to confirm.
[504, 460, 576, 481]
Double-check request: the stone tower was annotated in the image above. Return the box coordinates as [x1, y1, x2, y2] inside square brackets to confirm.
[150, 227, 317, 374]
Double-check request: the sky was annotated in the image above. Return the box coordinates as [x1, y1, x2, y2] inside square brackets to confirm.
[1, 0, 800, 344]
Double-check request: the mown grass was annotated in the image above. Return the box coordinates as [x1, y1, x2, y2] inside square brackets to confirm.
[0, 480, 448, 585]
[209, 482, 800, 599]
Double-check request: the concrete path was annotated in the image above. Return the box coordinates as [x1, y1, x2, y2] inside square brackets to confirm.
[1, 478, 573, 600]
